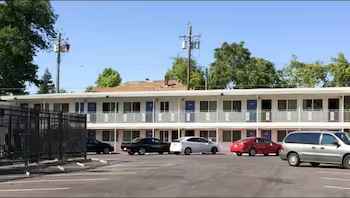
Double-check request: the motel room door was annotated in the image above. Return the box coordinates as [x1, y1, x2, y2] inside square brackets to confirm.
[247, 100, 257, 122]
[146, 101, 154, 123]
[185, 101, 195, 122]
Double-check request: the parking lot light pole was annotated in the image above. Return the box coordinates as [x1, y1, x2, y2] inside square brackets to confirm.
[54, 32, 70, 93]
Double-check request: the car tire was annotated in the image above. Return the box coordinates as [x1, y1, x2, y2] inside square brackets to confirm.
[236, 153, 242, 156]
[158, 152, 164, 155]
[248, 148, 256, 156]
[288, 152, 300, 167]
[103, 148, 109, 154]
[174, 152, 180, 155]
[264, 153, 269, 156]
[342, 155, 350, 169]
[211, 147, 218, 155]
[310, 162, 320, 167]
[184, 147, 192, 155]
[128, 151, 134, 155]
[275, 149, 280, 156]
[138, 147, 146, 155]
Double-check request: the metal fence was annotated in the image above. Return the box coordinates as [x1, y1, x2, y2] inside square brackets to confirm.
[0, 105, 87, 166]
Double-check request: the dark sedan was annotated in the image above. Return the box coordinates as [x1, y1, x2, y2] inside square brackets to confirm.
[121, 137, 170, 155]
[87, 139, 114, 154]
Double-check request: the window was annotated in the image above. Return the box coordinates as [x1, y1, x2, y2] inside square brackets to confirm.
[103, 102, 117, 113]
[123, 102, 140, 113]
[20, 103, 29, 109]
[321, 134, 337, 145]
[160, 131, 169, 142]
[171, 130, 178, 141]
[200, 130, 217, 142]
[160, 102, 169, 112]
[102, 131, 114, 141]
[223, 100, 241, 112]
[303, 99, 323, 111]
[222, 130, 241, 142]
[146, 130, 153, 138]
[123, 130, 140, 142]
[335, 133, 350, 145]
[34, 104, 42, 111]
[277, 130, 287, 142]
[75, 102, 85, 113]
[87, 103, 96, 112]
[285, 133, 320, 144]
[278, 100, 297, 111]
[53, 103, 69, 112]
[246, 130, 256, 137]
[200, 101, 217, 112]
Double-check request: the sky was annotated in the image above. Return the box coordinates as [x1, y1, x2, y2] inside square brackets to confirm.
[31, 1, 350, 93]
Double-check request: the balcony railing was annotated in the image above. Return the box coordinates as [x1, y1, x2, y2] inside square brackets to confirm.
[86, 110, 348, 124]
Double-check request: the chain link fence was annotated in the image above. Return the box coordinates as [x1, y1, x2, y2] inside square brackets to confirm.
[0, 105, 87, 167]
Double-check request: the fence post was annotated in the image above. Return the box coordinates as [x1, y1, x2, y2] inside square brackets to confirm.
[84, 114, 87, 160]
[58, 112, 64, 164]
[35, 111, 40, 163]
[47, 113, 52, 160]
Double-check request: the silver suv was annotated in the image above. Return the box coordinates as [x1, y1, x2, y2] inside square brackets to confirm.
[280, 131, 350, 168]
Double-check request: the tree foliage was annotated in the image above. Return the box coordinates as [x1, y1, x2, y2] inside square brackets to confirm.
[328, 53, 350, 87]
[281, 55, 328, 88]
[0, 0, 56, 95]
[96, 67, 122, 88]
[165, 57, 205, 90]
[37, 68, 55, 94]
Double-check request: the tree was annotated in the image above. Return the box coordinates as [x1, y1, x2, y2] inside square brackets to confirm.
[209, 42, 251, 89]
[85, 85, 95, 92]
[328, 53, 350, 87]
[281, 55, 328, 88]
[37, 68, 55, 94]
[96, 68, 122, 88]
[165, 57, 205, 90]
[0, 0, 57, 95]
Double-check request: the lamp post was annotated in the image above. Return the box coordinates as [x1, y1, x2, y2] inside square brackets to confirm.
[54, 32, 70, 93]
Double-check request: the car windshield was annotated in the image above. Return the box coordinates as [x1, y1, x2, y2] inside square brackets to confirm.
[131, 138, 142, 143]
[335, 133, 350, 145]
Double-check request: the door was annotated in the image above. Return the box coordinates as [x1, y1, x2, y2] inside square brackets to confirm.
[198, 138, 210, 153]
[317, 133, 342, 163]
[185, 130, 195, 137]
[247, 100, 257, 122]
[187, 138, 201, 153]
[298, 133, 321, 162]
[261, 100, 272, 122]
[261, 130, 272, 141]
[185, 101, 195, 122]
[146, 101, 153, 123]
[328, 99, 339, 122]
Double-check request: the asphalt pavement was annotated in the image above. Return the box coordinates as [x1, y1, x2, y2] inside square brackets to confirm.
[0, 153, 349, 197]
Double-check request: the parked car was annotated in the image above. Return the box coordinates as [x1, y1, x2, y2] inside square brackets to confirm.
[230, 137, 282, 156]
[170, 136, 218, 155]
[280, 131, 350, 168]
[121, 137, 170, 155]
[86, 139, 114, 154]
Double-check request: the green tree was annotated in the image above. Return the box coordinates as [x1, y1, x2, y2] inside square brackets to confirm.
[37, 68, 55, 94]
[85, 85, 95, 92]
[328, 53, 350, 87]
[96, 68, 122, 88]
[281, 55, 328, 87]
[0, 0, 57, 95]
[209, 42, 251, 89]
[165, 57, 205, 90]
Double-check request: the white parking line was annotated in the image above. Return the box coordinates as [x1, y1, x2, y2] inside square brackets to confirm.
[47, 172, 137, 177]
[2, 178, 109, 184]
[321, 177, 350, 182]
[0, 187, 70, 192]
[324, 185, 350, 190]
[318, 171, 350, 175]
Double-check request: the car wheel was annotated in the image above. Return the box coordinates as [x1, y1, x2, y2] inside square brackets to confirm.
[184, 147, 192, 155]
[103, 148, 109, 154]
[211, 147, 218, 155]
[128, 151, 135, 155]
[342, 155, 350, 169]
[96, 152, 100, 154]
[138, 147, 146, 155]
[248, 148, 256, 156]
[275, 149, 280, 156]
[158, 152, 164, 155]
[236, 153, 242, 156]
[288, 152, 300, 167]
[310, 162, 320, 167]
[174, 152, 180, 155]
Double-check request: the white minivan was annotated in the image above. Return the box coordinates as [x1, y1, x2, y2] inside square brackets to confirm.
[170, 136, 218, 155]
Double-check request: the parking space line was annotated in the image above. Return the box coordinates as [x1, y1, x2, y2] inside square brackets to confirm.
[0, 187, 70, 192]
[324, 185, 350, 190]
[47, 172, 137, 177]
[321, 177, 350, 182]
[318, 171, 350, 175]
[2, 178, 109, 184]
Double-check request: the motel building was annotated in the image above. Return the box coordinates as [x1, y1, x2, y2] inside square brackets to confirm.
[2, 80, 350, 152]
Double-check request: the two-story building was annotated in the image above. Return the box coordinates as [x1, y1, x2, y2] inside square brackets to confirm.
[2, 80, 350, 152]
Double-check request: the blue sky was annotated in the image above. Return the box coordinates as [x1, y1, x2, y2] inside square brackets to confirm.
[31, 1, 350, 93]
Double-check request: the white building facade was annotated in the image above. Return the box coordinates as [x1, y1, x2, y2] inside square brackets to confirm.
[2, 87, 350, 152]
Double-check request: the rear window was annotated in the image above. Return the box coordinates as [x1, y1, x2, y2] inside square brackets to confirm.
[284, 133, 320, 144]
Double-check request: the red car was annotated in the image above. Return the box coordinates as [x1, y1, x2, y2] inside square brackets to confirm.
[230, 137, 282, 156]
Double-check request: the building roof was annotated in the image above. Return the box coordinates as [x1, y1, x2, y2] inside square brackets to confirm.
[92, 80, 186, 92]
[2, 87, 350, 101]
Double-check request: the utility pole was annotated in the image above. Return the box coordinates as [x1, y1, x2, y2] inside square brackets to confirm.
[54, 32, 70, 93]
[180, 23, 200, 90]
[205, 67, 209, 90]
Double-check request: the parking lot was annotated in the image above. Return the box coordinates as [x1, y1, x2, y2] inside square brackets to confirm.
[0, 153, 350, 197]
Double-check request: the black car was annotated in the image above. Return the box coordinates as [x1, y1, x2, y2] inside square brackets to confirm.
[87, 139, 114, 154]
[121, 137, 170, 155]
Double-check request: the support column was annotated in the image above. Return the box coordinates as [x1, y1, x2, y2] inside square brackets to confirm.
[114, 128, 117, 153]
[256, 95, 260, 137]
[341, 95, 345, 132]
[216, 128, 219, 144]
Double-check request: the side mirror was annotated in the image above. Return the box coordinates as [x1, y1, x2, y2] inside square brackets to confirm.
[333, 141, 340, 147]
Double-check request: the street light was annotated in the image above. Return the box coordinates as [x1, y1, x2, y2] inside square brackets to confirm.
[54, 32, 70, 93]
